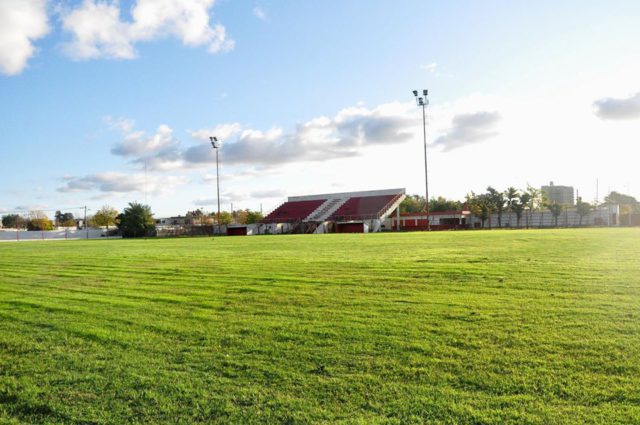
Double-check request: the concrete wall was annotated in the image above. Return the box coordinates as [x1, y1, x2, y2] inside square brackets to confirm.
[477, 205, 620, 228]
[0, 228, 110, 241]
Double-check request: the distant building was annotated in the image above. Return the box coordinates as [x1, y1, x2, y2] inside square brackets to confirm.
[542, 181, 574, 205]
[155, 216, 193, 227]
[388, 210, 471, 231]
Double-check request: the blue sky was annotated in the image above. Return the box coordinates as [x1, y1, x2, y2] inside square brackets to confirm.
[1, 0, 639, 217]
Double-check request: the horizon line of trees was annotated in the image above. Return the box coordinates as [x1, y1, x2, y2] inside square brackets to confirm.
[399, 189, 639, 229]
[2, 190, 636, 235]
[1, 203, 265, 238]
[185, 208, 264, 226]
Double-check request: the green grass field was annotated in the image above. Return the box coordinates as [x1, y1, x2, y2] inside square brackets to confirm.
[1, 229, 639, 424]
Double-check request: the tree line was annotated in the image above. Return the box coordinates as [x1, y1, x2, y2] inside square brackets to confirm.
[1, 203, 265, 238]
[400, 188, 638, 228]
[184, 208, 264, 226]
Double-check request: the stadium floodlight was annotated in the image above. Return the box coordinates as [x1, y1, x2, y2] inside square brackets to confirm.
[413, 89, 431, 231]
[210, 136, 221, 236]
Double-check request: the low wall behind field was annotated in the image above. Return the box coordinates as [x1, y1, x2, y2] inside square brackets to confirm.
[0, 229, 108, 241]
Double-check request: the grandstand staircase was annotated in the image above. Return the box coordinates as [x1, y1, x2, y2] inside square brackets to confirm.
[305, 198, 348, 222]
[378, 194, 406, 220]
[304, 222, 318, 234]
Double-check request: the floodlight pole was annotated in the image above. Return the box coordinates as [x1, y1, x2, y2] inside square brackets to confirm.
[210, 137, 221, 236]
[413, 89, 431, 231]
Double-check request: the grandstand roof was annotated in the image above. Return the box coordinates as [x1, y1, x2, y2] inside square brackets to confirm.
[262, 188, 406, 224]
[288, 188, 405, 202]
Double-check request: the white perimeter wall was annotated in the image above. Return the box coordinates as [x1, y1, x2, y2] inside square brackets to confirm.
[0, 229, 109, 241]
[477, 205, 620, 228]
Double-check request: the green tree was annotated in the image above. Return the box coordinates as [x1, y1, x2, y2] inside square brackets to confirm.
[55, 211, 75, 227]
[27, 211, 54, 231]
[399, 195, 425, 213]
[486, 186, 506, 228]
[604, 191, 639, 223]
[513, 192, 531, 228]
[575, 197, 592, 226]
[430, 196, 463, 212]
[93, 206, 119, 233]
[215, 211, 233, 225]
[234, 210, 249, 225]
[525, 185, 544, 228]
[604, 191, 639, 209]
[117, 202, 156, 238]
[400, 195, 462, 213]
[245, 210, 264, 224]
[504, 187, 519, 227]
[2, 214, 24, 229]
[466, 192, 494, 228]
[547, 202, 563, 227]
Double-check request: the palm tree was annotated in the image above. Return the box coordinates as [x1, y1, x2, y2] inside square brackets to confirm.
[525, 185, 543, 228]
[512, 192, 531, 228]
[504, 187, 519, 227]
[486, 186, 506, 228]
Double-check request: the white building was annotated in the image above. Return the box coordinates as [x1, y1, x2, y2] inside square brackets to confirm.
[542, 181, 575, 206]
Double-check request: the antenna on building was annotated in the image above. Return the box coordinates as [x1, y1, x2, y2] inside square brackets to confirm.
[144, 160, 148, 204]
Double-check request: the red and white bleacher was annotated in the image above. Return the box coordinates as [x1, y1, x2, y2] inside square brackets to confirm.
[262, 189, 406, 228]
[261, 199, 326, 223]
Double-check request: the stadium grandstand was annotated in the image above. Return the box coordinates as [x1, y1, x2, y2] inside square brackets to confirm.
[257, 188, 406, 234]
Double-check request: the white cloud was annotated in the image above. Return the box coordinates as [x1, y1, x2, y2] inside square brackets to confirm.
[193, 197, 217, 207]
[183, 102, 415, 168]
[421, 62, 438, 74]
[0, 0, 49, 75]
[110, 122, 185, 171]
[13, 204, 49, 212]
[61, 0, 233, 60]
[105, 116, 136, 133]
[189, 122, 242, 141]
[61, 0, 135, 60]
[433, 111, 501, 151]
[593, 92, 640, 120]
[250, 189, 285, 198]
[57, 172, 188, 195]
[102, 102, 417, 172]
[111, 124, 175, 157]
[194, 190, 252, 206]
[202, 167, 280, 183]
[252, 6, 266, 21]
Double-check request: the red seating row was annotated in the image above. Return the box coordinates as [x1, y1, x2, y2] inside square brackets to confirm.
[262, 199, 326, 223]
[330, 195, 397, 221]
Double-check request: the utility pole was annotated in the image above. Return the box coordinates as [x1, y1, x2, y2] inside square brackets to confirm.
[144, 160, 148, 204]
[210, 137, 221, 236]
[84, 206, 88, 239]
[413, 89, 430, 231]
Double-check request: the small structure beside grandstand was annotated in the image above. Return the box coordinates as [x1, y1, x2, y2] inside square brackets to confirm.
[260, 188, 406, 234]
[389, 210, 471, 231]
